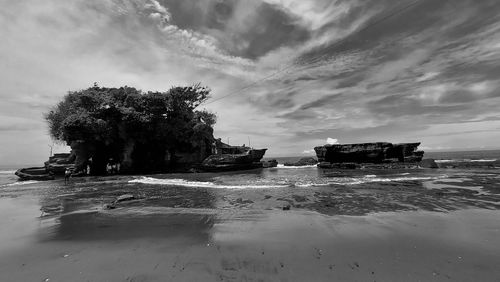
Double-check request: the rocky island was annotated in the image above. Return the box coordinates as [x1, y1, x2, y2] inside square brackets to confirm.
[200, 144, 267, 171]
[16, 84, 268, 180]
[314, 142, 433, 169]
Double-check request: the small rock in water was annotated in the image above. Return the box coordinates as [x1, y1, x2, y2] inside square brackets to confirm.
[235, 198, 253, 204]
[419, 158, 438, 168]
[284, 157, 317, 166]
[115, 194, 135, 203]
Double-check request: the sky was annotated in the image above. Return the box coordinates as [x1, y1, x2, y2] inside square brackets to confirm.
[1, 0, 500, 165]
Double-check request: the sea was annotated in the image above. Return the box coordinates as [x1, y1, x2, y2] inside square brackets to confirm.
[1, 150, 500, 216]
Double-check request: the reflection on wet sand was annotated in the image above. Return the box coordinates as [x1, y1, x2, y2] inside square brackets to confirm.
[42, 210, 217, 242]
[2, 166, 500, 281]
[2, 194, 500, 281]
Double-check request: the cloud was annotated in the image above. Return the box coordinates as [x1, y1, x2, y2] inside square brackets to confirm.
[144, 0, 171, 25]
[416, 71, 439, 82]
[326, 138, 339, 145]
[2, 0, 500, 163]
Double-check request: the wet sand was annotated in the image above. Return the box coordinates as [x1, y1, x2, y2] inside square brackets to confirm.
[1, 193, 500, 281]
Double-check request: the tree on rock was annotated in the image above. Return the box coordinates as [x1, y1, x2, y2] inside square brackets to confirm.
[45, 84, 216, 175]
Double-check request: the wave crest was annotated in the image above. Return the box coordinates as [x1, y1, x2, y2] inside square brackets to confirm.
[277, 164, 317, 169]
[128, 177, 288, 189]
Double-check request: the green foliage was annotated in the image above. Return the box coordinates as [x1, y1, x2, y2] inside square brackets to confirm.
[45, 84, 216, 172]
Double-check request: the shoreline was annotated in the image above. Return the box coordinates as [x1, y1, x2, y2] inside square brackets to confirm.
[1, 164, 500, 281]
[1, 195, 500, 281]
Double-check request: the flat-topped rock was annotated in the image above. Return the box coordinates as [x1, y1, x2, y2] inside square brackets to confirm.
[284, 157, 318, 166]
[315, 142, 424, 164]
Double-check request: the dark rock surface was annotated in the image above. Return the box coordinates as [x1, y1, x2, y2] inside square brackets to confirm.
[315, 142, 424, 164]
[262, 159, 278, 168]
[115, 194, 135, 203]
[318, 162, 359, 169]
[436, 160, 500, 169]
[44, 153, 75, 175]
[419, 159, 438, 168]
[200, 149, 267, 172]
[284, 157, 318, 166]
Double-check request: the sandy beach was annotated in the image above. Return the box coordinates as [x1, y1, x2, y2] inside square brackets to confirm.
[1, 169, 500, 282]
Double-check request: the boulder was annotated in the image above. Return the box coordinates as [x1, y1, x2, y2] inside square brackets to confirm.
[107, 194, 136, 209]
[262, 159, 278, 168]
[318, 162, 359, 169]
[419, 158, 438, 169]
[199, 149, 267, 172]
[284, 157, 318, 166]
[44, 152, 75, 175]
[115, 194, 135, 203]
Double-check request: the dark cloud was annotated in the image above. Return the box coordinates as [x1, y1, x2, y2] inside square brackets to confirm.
[368, 95, 469, 117]
[161, 0, 311, 59]
[439, 90, 477, 104]
[297, 0, 450, 64]
[277, 109, 322, 121]
[299, 93, 344, 110]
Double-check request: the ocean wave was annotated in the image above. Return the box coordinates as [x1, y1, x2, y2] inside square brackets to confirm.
[435, 159, 497, 163]
[0, 170, 15, 174]
[277, 164, 317, 169]
[129, 174, 447, 189]
[295, 175, 445, 187]
[2, 180, 40, 187]
[128, 177, 288, 189]
[341, 176, 442, 186]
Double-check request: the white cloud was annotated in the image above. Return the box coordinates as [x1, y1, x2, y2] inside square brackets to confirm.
[416, 71, 439, 82]
[326, 138, 339, 145]
[261, 0, 355, 31]
[469, 81, 496, 94]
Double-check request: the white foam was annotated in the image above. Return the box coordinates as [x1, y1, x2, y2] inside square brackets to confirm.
[435, 160, 455, 163]
[128, 177, 288, 189]
[295, 182, 330, 188]
[130, 174, 448, 189]
[0, 170, 15, 174]
[295, 175, 446, 187]
[435, 159, 497, 163]
[3, 180, 40, 187]
[277, 164, 317, 169]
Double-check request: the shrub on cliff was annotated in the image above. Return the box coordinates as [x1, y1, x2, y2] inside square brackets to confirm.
[45, 84, 216, 175]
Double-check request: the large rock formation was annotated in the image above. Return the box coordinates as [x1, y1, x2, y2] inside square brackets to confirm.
[44, 153, 75, 174]
[284, 157, 318, 166]
[314, 142, 424, 164]
[262, 159, 278, 168]
[200, 143, 267, 172]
